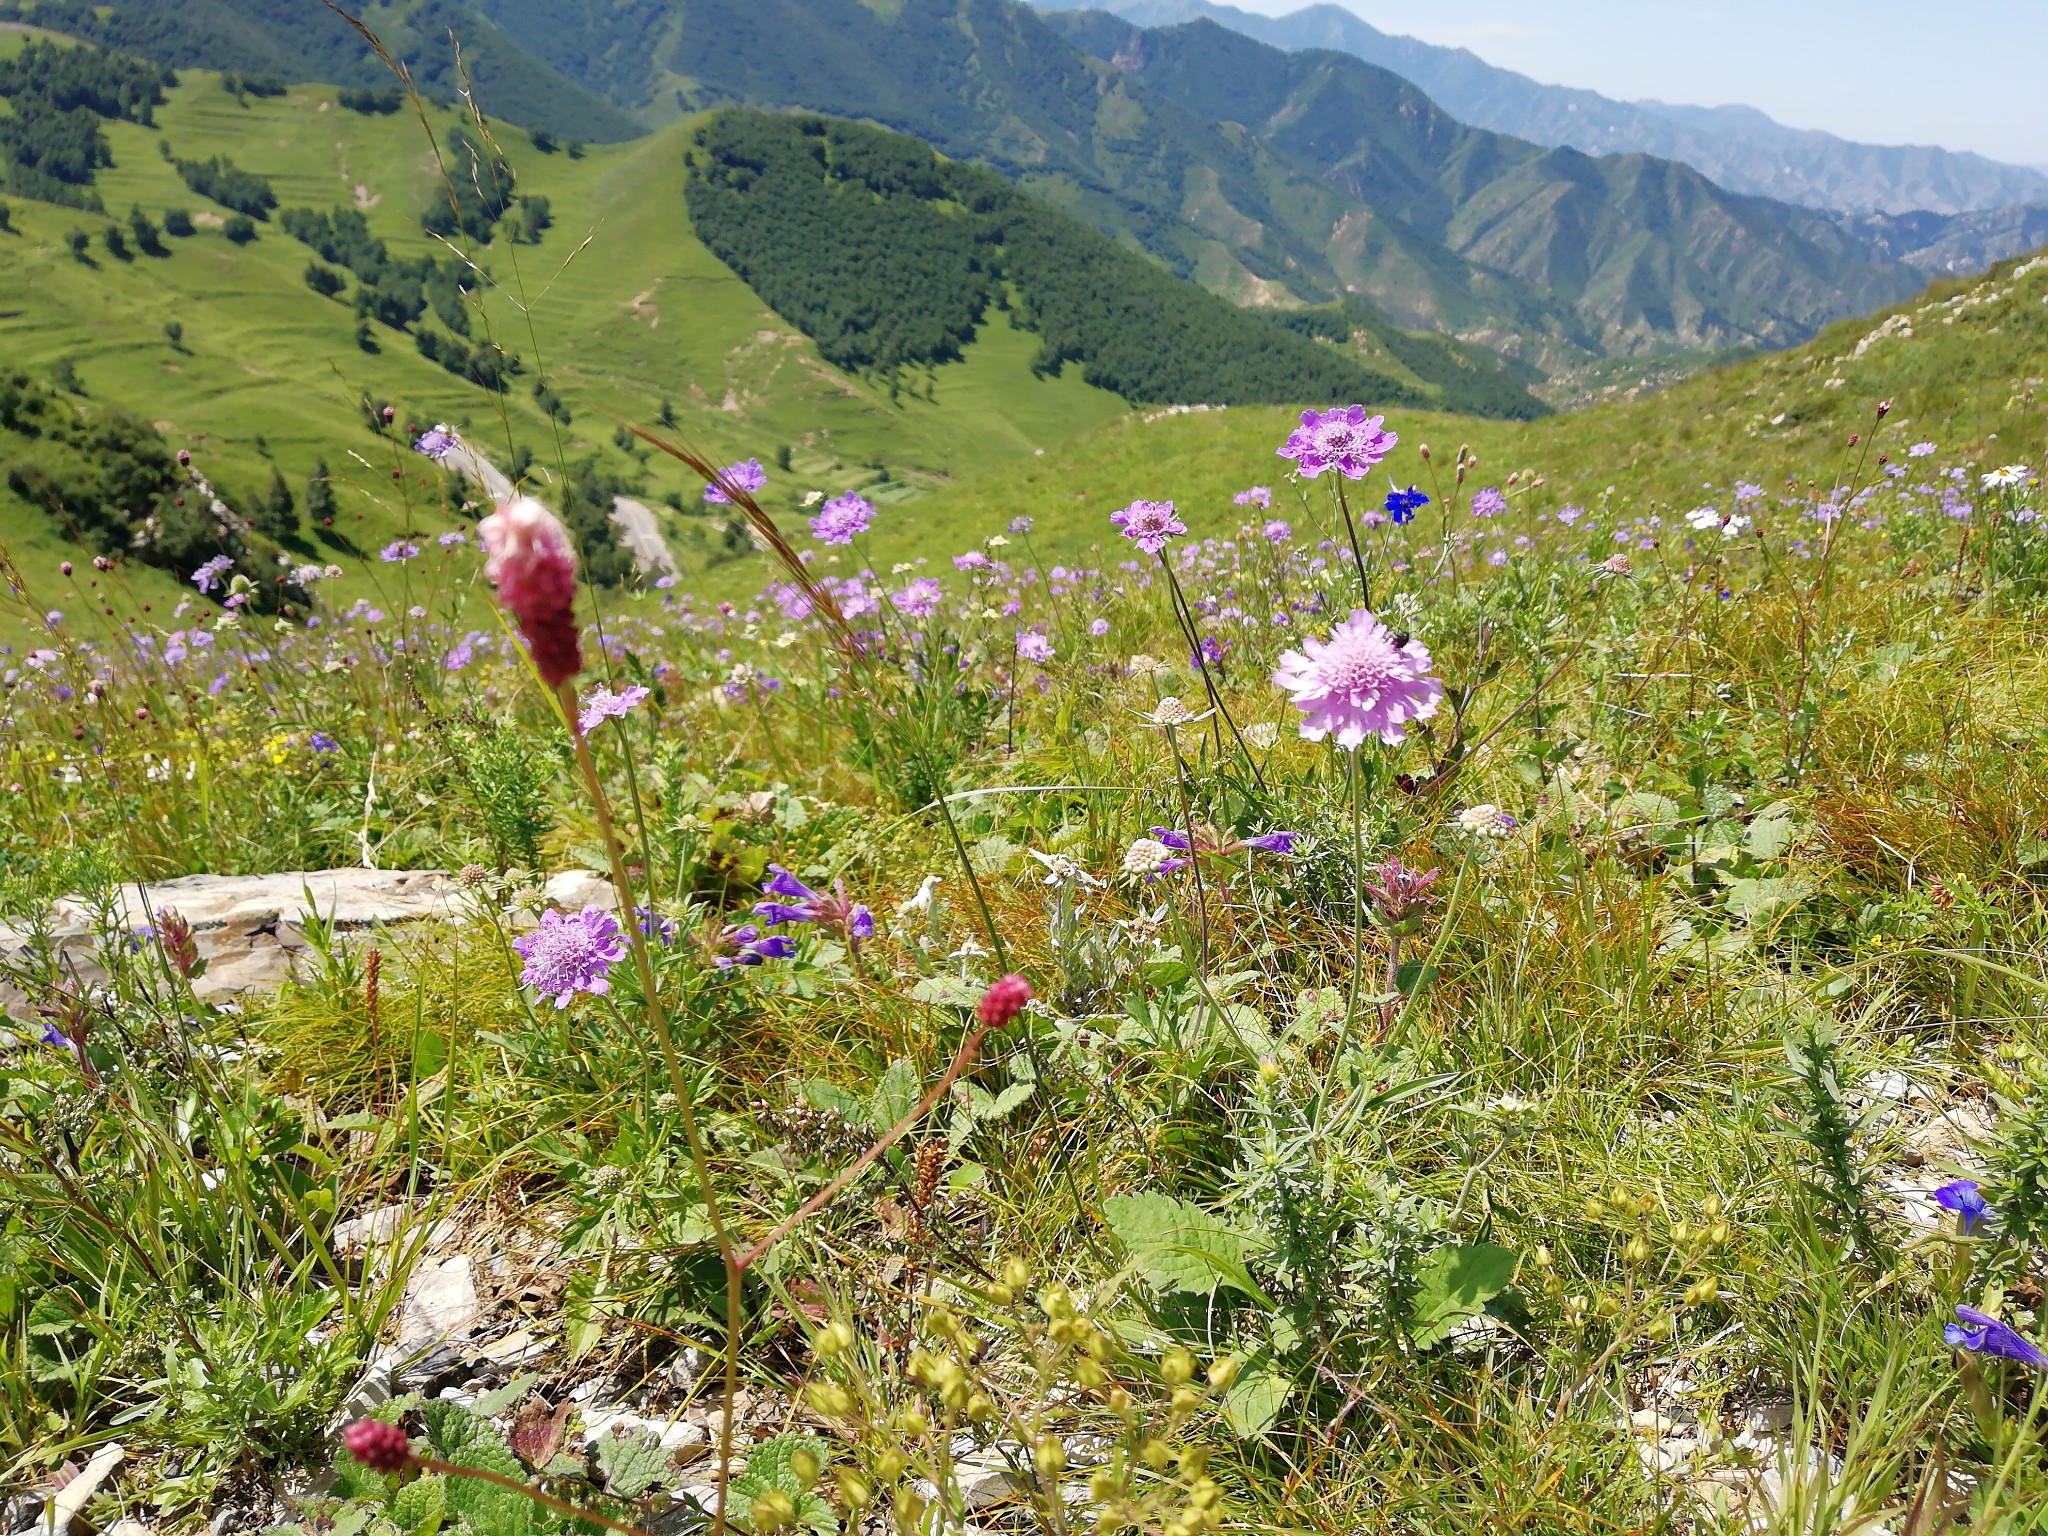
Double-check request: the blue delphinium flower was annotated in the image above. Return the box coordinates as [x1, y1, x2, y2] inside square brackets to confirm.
[1384, 485, 1430, 525]
[1933, 1178, 1993, 1233]
[1946, 1305, 2048, 1369]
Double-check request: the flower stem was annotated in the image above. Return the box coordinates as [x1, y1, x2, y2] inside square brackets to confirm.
[416, 1456, 649, 1536]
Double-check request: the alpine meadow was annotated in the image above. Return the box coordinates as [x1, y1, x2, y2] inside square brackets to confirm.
[6, 2, 2048, 1535]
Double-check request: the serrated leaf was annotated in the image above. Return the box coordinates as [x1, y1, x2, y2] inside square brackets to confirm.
[977, 1081, 1034, 1120]
[796, 1077, 868, 1125]
[907, 974, 984, 1009]
[1408, 1243, 1517, 1350]
[1100, 1192, 1269, 1301]
[390, 1473, 447, 1536]
[729, 1435, 836, 1536]
[595, 1425, 671, 1498]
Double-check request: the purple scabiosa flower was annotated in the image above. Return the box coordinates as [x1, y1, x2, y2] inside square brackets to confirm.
[308, 731, 339, 753]
[1555, 505, 1585, 527]
[414, 424, 458, 462]
[1908, 442, 1937, 458]
[43, 611, 61, 628]
[1263, 519, 1292, 544]
[703, 457, 767, 506]
[754, 865, 875, 945]
[513, 906, 628, 1008]
[1279, 406, 1396, 480]
[1271, 608, 1443, 750]
[810, 492, 875, 545]
[1946, 1306, 2048, 1369]
[954, 550, 990, 571]
[577, 682, 650, 733]
[1234, 486, 1273, 509]
[891, 577, 943, 618]
[1933, 1179, 1992, 1233]
[1009, 516, 1035, 534]
[380, 540, 421, 563]
[1089, 617, 1110, 637]
[192, 555, 234, 593]
[714, 923, 798, 968]
[1017, 631, 1055, 664]
[1111, 499, 1187, 556]
[1470, 487, 1507, 518]
[437, 530, 468, 547]
[1384, 486, 1429, 525]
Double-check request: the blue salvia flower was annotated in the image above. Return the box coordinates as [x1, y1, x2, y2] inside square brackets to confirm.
[1933, 1178, 1992, 1233]
[1946, 1306, 2048, 1369]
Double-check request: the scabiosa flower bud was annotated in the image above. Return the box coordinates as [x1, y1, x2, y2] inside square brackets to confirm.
[977, 974, 1032, 1028]
[344, 1418, 414, 1473]
[478, 496, 582, 690]
[458, 863, 490, 888]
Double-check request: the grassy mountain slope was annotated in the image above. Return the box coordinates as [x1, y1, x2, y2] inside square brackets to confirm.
[0, 0, 646, 142]
[1042, 0, 2048, 218]
[1045, 13, 1921, 362]
[0, 66, 1136, 634]
[861, 243, 2048, 570]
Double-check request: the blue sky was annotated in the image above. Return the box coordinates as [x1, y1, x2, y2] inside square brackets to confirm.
[1231, 1, 2048, 165]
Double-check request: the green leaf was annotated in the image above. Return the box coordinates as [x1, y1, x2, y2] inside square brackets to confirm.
[470, 1372, 538, 1419]
[1141, 948, 1190, 987]
[390, 1473, 447, 1536]
[563, 1268, 607, 1361]
[595, 1424, 672, 1498]
[1744, 814, 1798, 862]
[1221, 1356, 1292, 1439]
[907, 974, 984, 1009]
[728, 1434, 836, 1535]
[1100, 1192, 1269, 1301]
[1408, 1243, 1517, 1350]
[1725, 875, 1813, 927]
[869, 1058, 919, 1130]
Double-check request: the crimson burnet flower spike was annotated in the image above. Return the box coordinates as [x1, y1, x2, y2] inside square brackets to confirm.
[344, 1418, 415, 1473]
[478, 496, 583, 692]
[977, 974, 1032, 1028]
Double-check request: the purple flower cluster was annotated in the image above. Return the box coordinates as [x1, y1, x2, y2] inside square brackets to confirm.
[192, 555, 234, 594]
[414, 425, 458, 462]
[577, 682, 650, 733]
[715, 923, 798, 968]
[755, 864, 875, 945]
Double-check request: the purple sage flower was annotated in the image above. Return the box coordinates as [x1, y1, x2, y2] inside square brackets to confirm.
[714, 923, 798, 968]
[513, 906, 628, 1008]
[754, 865, 874, 945]
[1933, 1179, 1992, 1233]
[1946, 1306, 2048, 1369]
[704, 457, 767, 506]
[635, 906, 679, 945]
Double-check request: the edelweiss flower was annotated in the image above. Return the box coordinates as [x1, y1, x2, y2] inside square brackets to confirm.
[1028, 848, 1103, 889]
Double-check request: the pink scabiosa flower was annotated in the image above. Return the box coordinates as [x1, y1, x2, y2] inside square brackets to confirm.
[1234, 486, 1273, 509]
[513, 906, 628, 1008]
[1017, 630, 1055, 664]
[891, 576, 943, 618]
[478, 496, 582, 689]
[1110, 499, 1187, 556]
[1279, 406, 1396, 479]
[1272, 608, 1442, 749]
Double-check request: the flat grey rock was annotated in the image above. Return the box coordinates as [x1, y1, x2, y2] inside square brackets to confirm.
[398, 1254, 482, 1350]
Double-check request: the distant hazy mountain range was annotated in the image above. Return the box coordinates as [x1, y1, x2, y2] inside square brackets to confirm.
[1034, 0, 2048, 219]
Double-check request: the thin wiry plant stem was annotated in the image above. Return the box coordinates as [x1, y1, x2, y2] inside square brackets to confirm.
[556, 681, 742, 1536]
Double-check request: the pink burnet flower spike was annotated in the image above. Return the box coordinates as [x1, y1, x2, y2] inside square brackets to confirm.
[478, 496, 583, 693]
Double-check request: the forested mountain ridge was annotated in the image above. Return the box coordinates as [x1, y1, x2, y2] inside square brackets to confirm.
[1037, 0, 2048, 218]
[684, 110, 1531, 411]
[0, 0, 643, 141]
